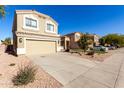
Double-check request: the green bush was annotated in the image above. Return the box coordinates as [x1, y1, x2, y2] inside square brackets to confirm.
[95, 49, 106, 54]
[100, 48, 105, 52]
[12, 65, 37, 86]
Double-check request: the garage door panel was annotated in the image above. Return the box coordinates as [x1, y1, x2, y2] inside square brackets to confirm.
[26, 40, 56, 55]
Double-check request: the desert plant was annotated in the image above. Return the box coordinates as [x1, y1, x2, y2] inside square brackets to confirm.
[12, 65, 37, 86]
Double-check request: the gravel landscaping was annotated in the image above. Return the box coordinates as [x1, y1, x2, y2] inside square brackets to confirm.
[0, 45, 62, 88]
[68, 49, 119, 62]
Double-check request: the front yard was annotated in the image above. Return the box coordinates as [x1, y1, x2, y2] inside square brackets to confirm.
[69, 48, 115, 62]
[0, 45, 62, 88]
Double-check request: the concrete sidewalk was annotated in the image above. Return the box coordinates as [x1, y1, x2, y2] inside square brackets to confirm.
[28, 48, 124, 88]
[65, 53, 124, 88]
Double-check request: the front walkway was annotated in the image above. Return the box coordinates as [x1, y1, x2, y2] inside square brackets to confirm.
[28, 48, 124, 88]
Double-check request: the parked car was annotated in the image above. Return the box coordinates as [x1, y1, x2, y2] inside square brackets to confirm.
[107, 46, 116, 50]
[94, 45, 108, 52]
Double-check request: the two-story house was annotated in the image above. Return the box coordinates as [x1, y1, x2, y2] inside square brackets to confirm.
[61, 32, 100, 50]
[12, 10, 61, 55]
[61, 32, 81, 50]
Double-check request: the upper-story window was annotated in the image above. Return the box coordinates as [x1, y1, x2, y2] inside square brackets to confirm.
[75, 34, 80, 40]
[25, 17, 37, 28]
[47, 23, 54, 32]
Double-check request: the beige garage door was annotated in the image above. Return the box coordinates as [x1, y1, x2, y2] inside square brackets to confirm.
[26, 40, 56, 55]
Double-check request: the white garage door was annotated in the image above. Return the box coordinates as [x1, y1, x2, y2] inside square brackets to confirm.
[26, 40, 56, 55]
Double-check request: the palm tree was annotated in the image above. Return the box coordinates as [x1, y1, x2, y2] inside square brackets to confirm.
[0, 5, 6, 17]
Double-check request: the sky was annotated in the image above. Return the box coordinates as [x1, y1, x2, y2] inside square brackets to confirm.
[0, 5, 124, 40]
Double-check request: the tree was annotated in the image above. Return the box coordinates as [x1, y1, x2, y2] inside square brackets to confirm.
[2, 37, 11, 45]
[100, 34, 124, 47]
[0, 5, 6, 18]
[78, 33, 93, 52]
[119, 35, 124, 47]
[99, 37, 106, 46]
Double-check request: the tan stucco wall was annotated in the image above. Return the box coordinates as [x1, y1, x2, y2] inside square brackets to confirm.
[69, 34, 80, 49]
[16, 13, 58, 36]
[17, 36, 25, 48]
[61, 32, 81, 49]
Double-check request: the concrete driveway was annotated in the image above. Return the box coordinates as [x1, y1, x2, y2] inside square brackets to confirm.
[28, 48, 124, 88]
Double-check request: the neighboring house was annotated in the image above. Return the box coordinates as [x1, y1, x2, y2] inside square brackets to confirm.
[91, 34, 100, 46]
[61, 32, 100, 50]
[61, 32, 81, 50]
[12, 10, 61, 55]
[86, 34, 100, 46]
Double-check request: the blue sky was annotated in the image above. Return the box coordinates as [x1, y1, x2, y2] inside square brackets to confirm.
[0, 5, 124, 40]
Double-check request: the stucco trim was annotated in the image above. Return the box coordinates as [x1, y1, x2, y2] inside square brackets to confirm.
[45, 20, 56, 34]
[26, 37, 59, 42]
[16, 10, 58, 26]
[16, 32, 60, 38]
[23, 15, 39, 31]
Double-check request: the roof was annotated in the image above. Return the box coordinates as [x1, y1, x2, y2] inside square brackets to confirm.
[15, 10, 58, 25]
[64, 32, 82, 36]
[63, 32, 100, 38]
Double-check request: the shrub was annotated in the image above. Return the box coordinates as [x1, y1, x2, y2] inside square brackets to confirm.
[12, 65, 37, 86]
[100, 48, 105, 52]
[95, 49, 106, 54]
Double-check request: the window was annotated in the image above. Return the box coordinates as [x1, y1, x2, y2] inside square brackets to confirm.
[75, 34, 80, 40]
[25, 17, 37, 28]
[47, 23, 54, 32]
